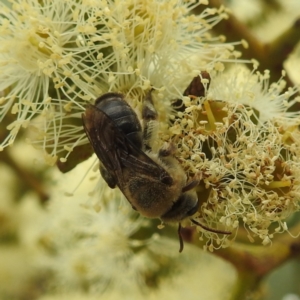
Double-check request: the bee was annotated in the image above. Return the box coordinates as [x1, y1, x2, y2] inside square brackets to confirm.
[82, 88, 230, 252]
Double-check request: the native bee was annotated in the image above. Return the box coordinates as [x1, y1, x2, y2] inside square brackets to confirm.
[82, 83, 230, 251]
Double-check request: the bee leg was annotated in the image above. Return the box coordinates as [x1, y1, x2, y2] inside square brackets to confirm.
[178, 222, 184, 253]
[182, 180, 200, 193]
[142, 88, 157, 121]
[158, 143, 176, 157]
[142, 89, 158, 149]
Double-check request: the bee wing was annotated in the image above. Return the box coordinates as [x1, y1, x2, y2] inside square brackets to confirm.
[82, 105, 172, 187]
[118, 146, 172, 184]
[83, 104, 127, 185]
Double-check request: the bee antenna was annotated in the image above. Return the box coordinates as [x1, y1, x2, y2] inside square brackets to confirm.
[178, 222, 184, 253]
[182, 180, 200, 193]
[190, 219, 231, 235]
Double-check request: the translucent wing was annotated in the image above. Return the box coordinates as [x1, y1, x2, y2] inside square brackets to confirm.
[82, 105, 172, 188]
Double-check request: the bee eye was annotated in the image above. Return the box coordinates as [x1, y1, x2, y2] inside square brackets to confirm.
[186, 204, 198, 216]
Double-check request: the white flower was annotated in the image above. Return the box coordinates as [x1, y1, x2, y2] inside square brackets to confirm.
[208, 66, 300, 123]
[164, 68, 300, 248]
[0, 147, 237, 299]
[35, 156, 238, 297]
[0, 0, 244, 164]
[35, 156, 183, 293]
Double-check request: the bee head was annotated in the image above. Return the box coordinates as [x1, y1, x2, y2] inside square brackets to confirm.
[160, 190, 199, 223]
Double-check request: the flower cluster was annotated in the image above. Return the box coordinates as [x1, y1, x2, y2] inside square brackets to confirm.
[161, 67, 300, 249]
[36, 157, 237, 297]
[42, 180, 178, 294]
[0, 0, 240, 167]
[0, 152, 237, 299]
[1, 1, 300, 298]
[1, 0, 299, 251]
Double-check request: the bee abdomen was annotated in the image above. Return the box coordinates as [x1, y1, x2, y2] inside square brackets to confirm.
[95, 93, 143, 149]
